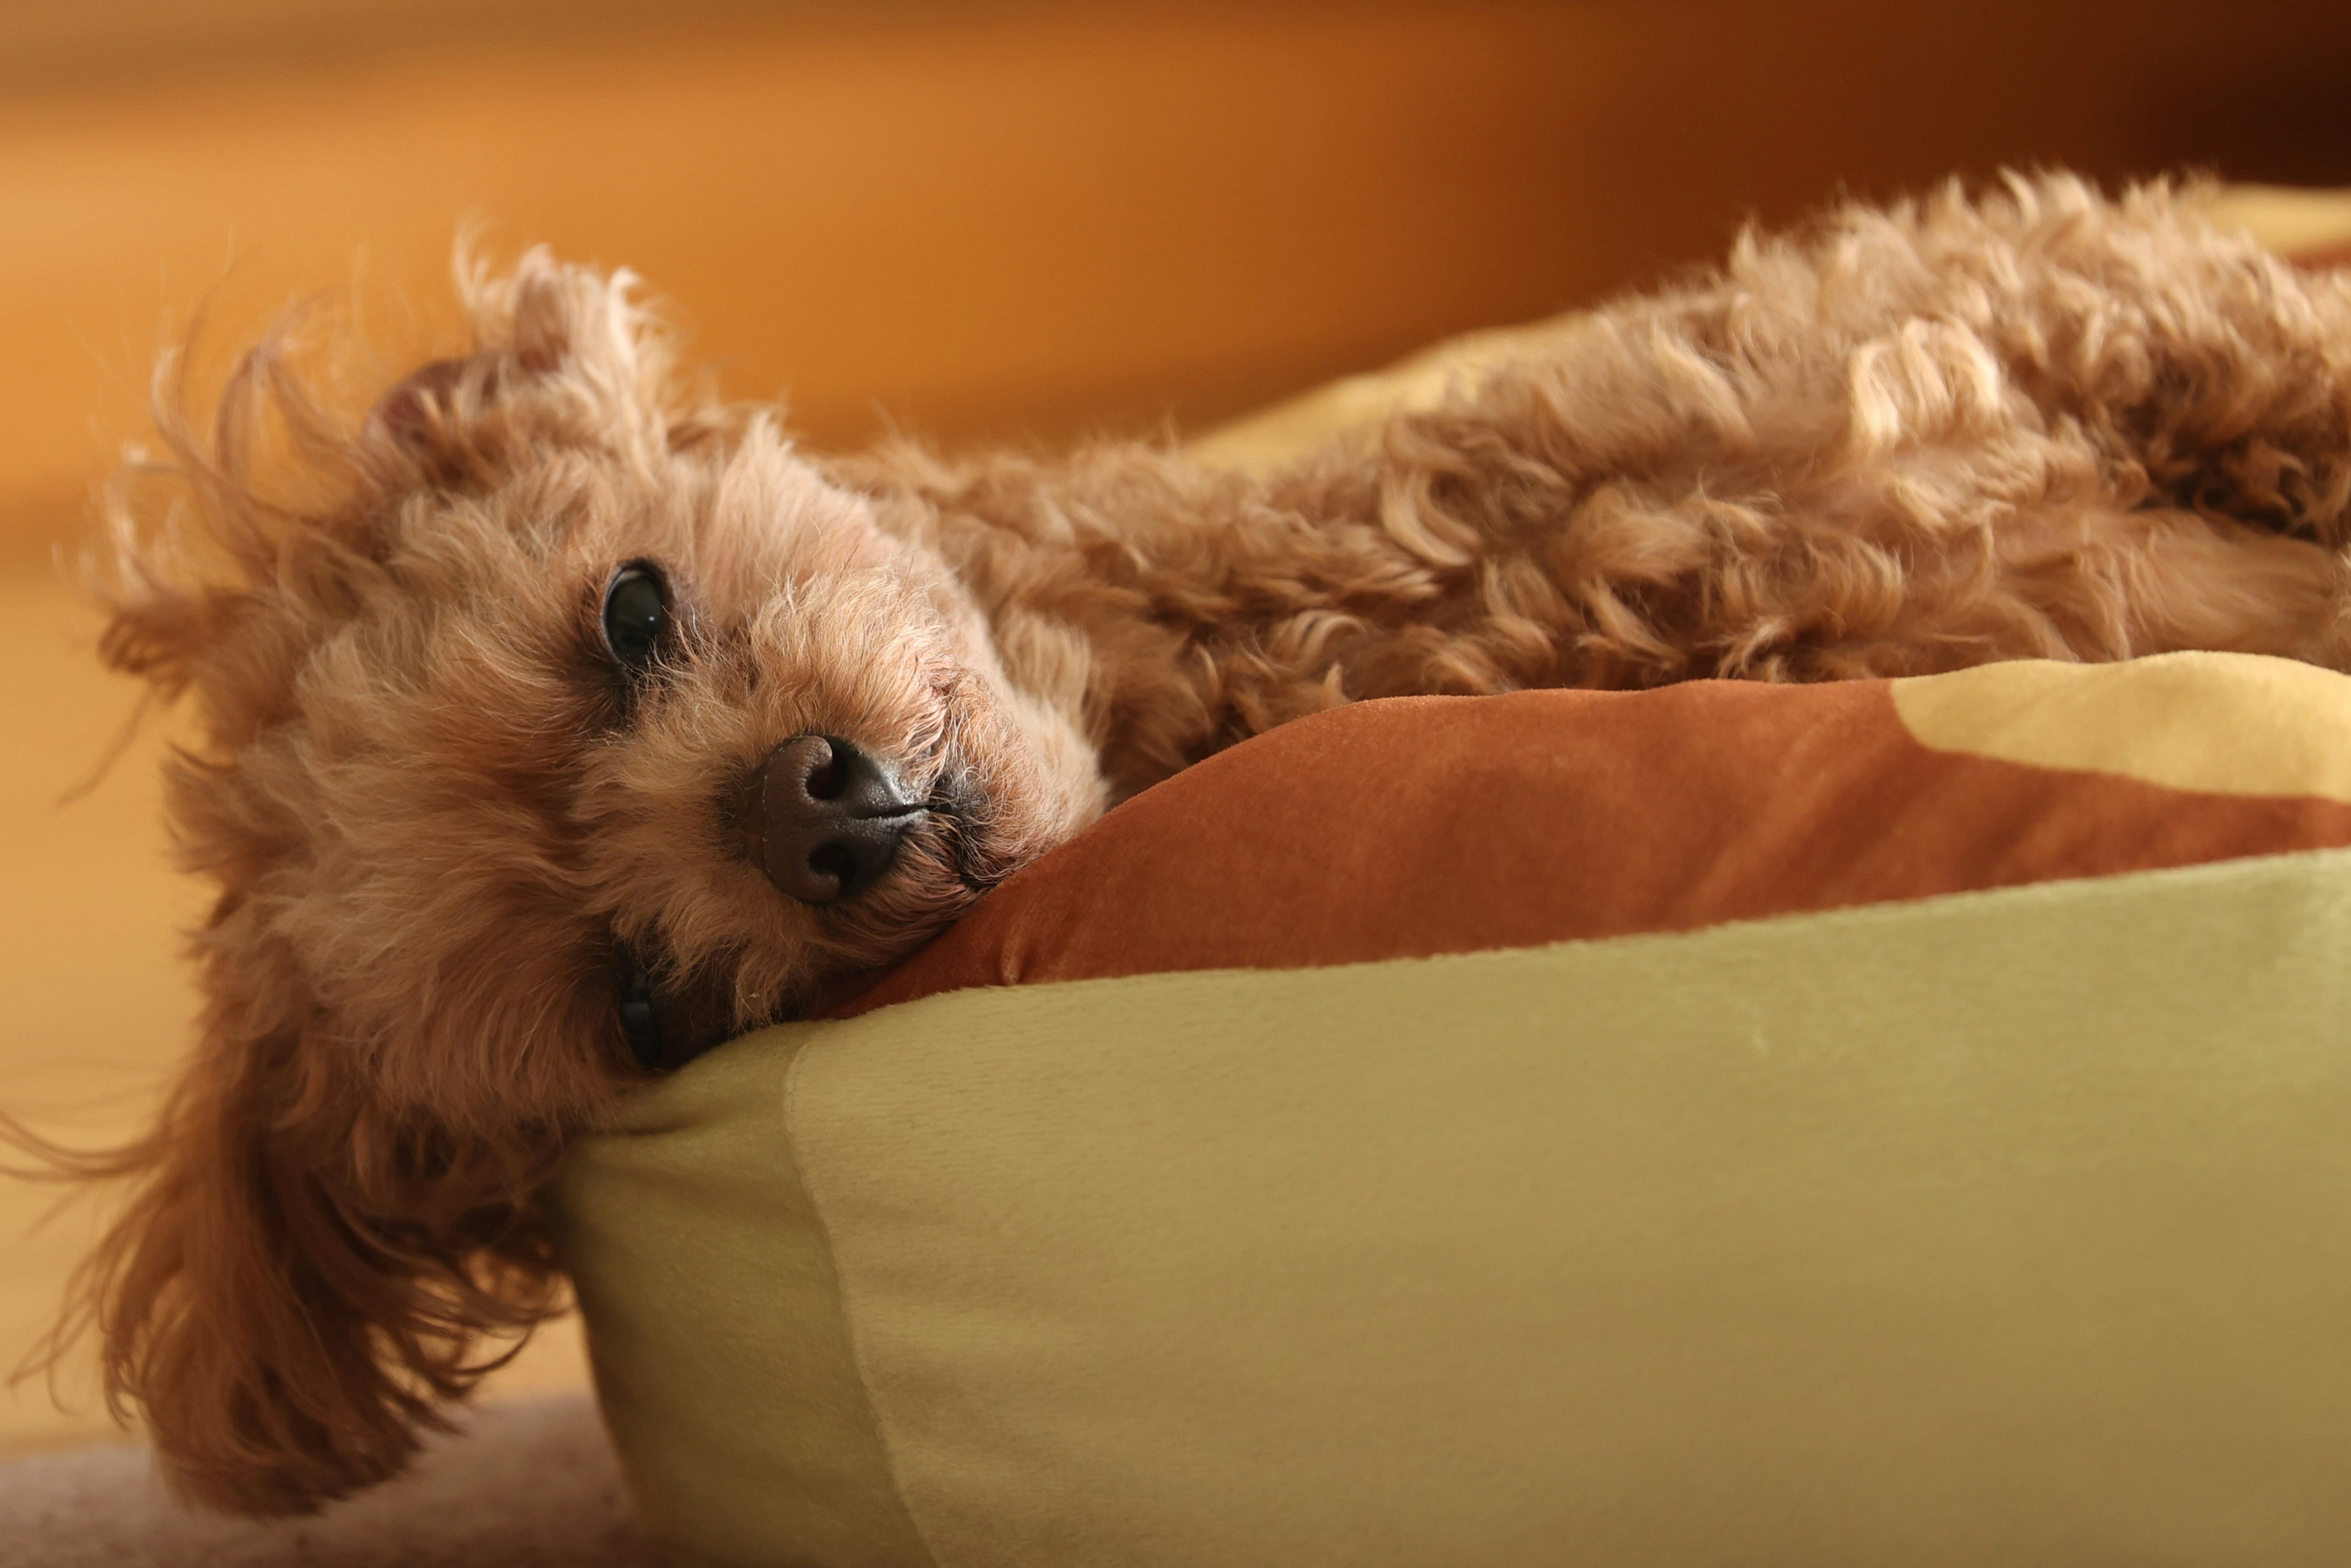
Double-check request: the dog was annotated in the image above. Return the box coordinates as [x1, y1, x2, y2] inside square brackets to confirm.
[55, 172, 2351, 1515]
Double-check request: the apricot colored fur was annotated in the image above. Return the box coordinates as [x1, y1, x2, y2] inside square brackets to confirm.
[62, 173, 2351, 1514]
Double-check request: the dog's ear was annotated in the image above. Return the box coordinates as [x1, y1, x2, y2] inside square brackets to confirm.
[365, 354, 484, 486]
[364, 248, 692, 488]
[80, 1004, 567, 1515]
[361, 353, 518, 489]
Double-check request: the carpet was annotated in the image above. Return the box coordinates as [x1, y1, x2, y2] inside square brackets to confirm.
[0, 1393, 654, 1567]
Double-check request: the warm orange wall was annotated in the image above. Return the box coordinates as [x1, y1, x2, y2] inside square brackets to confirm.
[4, 0, 2350, 563]
[1, 0, 2347, 1456]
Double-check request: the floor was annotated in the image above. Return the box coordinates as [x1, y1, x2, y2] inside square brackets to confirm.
[4, 0, 2350, 1461]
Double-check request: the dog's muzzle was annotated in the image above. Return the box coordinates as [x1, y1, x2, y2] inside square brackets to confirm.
[740, 734, 924, 904]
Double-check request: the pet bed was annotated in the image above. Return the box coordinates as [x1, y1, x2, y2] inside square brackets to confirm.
[553, 195, 2351, 1567]
[557, 650, 2351, 1568]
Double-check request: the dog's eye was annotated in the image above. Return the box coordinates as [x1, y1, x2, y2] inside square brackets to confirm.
[601, 564, 669, 673]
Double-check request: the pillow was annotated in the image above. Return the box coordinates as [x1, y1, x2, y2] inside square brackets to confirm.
[556, 651, 2351, 1568]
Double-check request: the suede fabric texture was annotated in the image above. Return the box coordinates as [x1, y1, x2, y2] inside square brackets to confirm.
[558, 651, 2351, 1568]
[834, 651, 2351, 1009]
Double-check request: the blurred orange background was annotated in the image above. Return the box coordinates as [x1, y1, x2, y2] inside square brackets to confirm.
[5, 0, 2350, 1456]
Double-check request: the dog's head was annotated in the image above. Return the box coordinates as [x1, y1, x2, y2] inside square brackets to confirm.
[80, 252, 1103, 1513]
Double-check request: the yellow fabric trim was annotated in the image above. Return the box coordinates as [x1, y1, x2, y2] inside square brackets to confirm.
[571, 846, 2351, 1566]
[2196, 182, 2351, 259]
[555, 1037, 936, 1568]
[1889, 651, 2351, 802]
[1184, 312, 1588, 473]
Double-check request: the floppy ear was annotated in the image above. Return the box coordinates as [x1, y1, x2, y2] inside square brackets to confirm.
[81, 1002, 568, 1515]
[64, 242, 697, 1514]
[361, 353, 517, 489]
[369, 247, 699, 479]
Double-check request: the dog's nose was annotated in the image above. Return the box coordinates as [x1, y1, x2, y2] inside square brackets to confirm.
[741, 735, 923, 905]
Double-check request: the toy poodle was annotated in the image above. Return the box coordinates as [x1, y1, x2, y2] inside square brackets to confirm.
[53, 173, 2351, 1514]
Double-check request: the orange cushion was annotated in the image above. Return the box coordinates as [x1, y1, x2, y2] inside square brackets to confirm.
[833, 658, 2351, 1015]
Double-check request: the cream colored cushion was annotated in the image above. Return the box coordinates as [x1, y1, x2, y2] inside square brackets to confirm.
[560, 837, 2351, 1568]
[557, 649, 2351, 1567]
[556, 195, 2351, 1566]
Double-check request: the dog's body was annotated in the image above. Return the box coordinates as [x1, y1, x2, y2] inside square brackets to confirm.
[63, 174, 2351, 1512]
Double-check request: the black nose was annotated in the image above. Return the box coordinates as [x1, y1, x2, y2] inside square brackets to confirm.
[741, 735, 922, 904]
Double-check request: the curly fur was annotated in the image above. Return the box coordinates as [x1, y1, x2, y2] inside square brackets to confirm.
[53, 172, 2351, 1514]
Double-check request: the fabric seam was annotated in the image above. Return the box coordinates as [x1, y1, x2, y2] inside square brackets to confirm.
[833, 841, 2351, 1022]
[781, 1037, 948, 1568]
